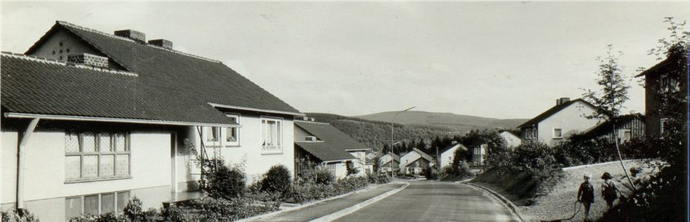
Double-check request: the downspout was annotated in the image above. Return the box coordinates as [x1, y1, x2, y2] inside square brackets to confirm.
[16, 118, 39, 212]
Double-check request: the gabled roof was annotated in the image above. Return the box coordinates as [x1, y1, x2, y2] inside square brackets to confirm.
[579, 114, 645, 138]
[295, 142, 356, 162]
[4, 21, 300, 125]
[403, 148, 434, 162]
[381, 153, 400, 162]
[517, 99, 594, 129]
[1, 53, 231, 126]
[635, 59, 671, 78]
[294, 121, 370, 152]
[439, 143, 468, 155]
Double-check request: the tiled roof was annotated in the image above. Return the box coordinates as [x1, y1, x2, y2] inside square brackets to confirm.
[295, 142, 356, 162]
[294, 121, 370, 152]
[411, 148, 435, 162]
[517, 99, 594, 129]
[439, 143, 468, 155]
[579, 114, 645, 138]
[1, 53, 231, 125]
[4, 21, 300, 124]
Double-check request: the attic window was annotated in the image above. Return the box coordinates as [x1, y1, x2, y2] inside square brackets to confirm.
[553, 128, 563, 138]
[52, 50, 56, 55]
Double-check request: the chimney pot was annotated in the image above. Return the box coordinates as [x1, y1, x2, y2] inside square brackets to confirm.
[148, 39, 173, 50]
[557, 97, 571, 105]
[114, 30, 146, 43]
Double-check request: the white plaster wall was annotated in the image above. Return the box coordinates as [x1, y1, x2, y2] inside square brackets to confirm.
[1, 130, 18, 205]
[400, 152, 422, 169]
[537, 101, 600, 147]
[440, 146, 458, 168]
[2, 128, 172, 205]
[348, 151, 366, 176]
[500, 132, 522, 149]
[191, 115, 295, 184]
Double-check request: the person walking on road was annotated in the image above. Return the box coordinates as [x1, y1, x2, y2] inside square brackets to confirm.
[578, 173, 595, 222]
[601, 172, 620, 209]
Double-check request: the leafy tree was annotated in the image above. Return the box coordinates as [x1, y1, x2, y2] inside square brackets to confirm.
[582, 44, 635, 189]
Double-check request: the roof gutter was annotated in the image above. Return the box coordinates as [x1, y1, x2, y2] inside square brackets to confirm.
[208, 102, 304, 116]
[4, 113, 239, 127]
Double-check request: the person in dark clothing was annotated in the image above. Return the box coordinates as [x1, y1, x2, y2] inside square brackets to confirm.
[601, 172, 620, 209]
[578, 173, 595, 221]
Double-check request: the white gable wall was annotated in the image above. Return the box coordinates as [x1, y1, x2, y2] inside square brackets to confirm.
[440, 145, 459, 168]
[399, 151, 422, 170]
[537, 101, 600, 147]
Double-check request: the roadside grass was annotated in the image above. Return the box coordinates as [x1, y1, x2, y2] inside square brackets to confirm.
[519, 160, 653, 222]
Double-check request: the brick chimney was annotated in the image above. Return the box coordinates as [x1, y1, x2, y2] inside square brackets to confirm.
[68, 53, 109, 68]
[148, 39, 173, 50]
[114, 30, 146, 43]
[556, 97, 571, 105]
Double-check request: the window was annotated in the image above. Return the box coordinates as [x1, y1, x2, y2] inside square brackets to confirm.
[660, 118, 668, 134]
[660, 74, 680, 93]
[65, 191, 129, 221]
[65, 131, 130, 182]
[225, 114, 240, 146]
[261, 118, 283, 153]
[553, 128, 563, 138]
[203, 114, 241, 147]
[618, 129, 632, 143]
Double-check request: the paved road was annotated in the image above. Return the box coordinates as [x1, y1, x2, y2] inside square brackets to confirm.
[335, 181, 520, 222]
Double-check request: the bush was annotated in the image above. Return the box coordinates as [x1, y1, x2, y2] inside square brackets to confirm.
[366, 172, 391, 184]
[2, 209, 39, 222]
[261, 165, 292, 197]
[122, 197, 157, 222]
[197, 158, 246, 200]
[285, 176, 369, 204]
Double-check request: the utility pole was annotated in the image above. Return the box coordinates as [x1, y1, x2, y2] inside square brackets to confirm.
[390, 106, 415, 178]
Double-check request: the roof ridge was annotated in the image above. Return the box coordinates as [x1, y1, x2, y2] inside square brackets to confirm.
[1, 51, 138, 77]
[57, 20, 221, 63]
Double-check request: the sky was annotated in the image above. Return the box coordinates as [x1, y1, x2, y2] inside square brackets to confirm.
[2, 1, 689, 119]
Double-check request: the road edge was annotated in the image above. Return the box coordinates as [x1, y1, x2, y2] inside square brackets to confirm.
[238, 182, 406, 222]
[310, 181, 411, 222]
[466, 183, 526, 222]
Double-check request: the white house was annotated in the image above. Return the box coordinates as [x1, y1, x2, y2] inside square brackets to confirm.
[379, 153, 400, 173]
[517, 97, 600, 147]
[498, 130, 522, 149]
[399, 148, 434, 174]
[471, 144, 487, 165]
[293, 120, 369, 179]
[1, 21, 302, 221]
[437, 143, 468, 168]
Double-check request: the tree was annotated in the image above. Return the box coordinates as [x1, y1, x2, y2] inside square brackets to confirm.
[582, 45, 635, 190]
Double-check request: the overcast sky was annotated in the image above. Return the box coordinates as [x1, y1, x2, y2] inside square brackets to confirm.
[2, 1, 688, 119]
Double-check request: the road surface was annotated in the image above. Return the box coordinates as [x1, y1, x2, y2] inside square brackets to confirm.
[334, 180, 520, 222]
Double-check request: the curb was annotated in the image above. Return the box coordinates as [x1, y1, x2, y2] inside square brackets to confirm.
[466, 183, 525, 222]
[238, 182, 401, 222]
[311, 182, 410, 222]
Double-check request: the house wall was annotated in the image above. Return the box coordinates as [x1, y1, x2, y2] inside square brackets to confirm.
[440, 145, 458, 168]
[472, 145, 487, 165]
[190, 114, 295, 184]
[500, 132, 521, 149]
[1, 122, 172, 221]
[347, 151, 367, 176]
[399, 152, 422, 170]
[537, 101, 600, 147]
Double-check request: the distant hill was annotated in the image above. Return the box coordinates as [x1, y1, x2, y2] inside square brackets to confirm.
[305, 113, 462, 152]
[356, 111, 527, 133]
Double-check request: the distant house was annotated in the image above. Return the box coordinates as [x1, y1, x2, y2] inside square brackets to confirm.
[517, 97, 600, 147]
[437, 143, 468, 168]
[635, 58, 685, 138]
[471, 144, 487, 166]
[399, 148, 434, 174]
[293, 120, 370, 178]
[379, 153, 400, 173]
[364, 153, 376, 173]
[1, 21, 302, 221]
[577, 114, 645, 143]
[498, 130, 522, 149]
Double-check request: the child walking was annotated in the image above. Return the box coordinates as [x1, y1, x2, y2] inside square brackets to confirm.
[601, 172, 620, 209]
[578, 173, 595, 221]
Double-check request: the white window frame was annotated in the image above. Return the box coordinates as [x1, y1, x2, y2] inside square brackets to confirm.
[261, 117, 283, 154]
[224, 114, 240, 147]
[65, 131, 131, 183]
[202, 126, 221, 147]
[65, 191, 130, 220]
[553, 128, 563, 139]
[660, 118, 668, 134]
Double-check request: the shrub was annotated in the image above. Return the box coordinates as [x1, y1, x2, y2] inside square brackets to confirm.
[123, 197, 157, 222]
[261, 165, 292, 196]
[366, 172, 391, 184]
[197, 158, 246, 200]
[2, 208, 39, 222]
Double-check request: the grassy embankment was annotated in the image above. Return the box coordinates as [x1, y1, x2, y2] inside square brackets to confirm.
[473, 160, 656, 222]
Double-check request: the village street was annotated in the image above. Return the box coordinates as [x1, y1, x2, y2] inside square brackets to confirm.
[251, 180, 520, 222]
